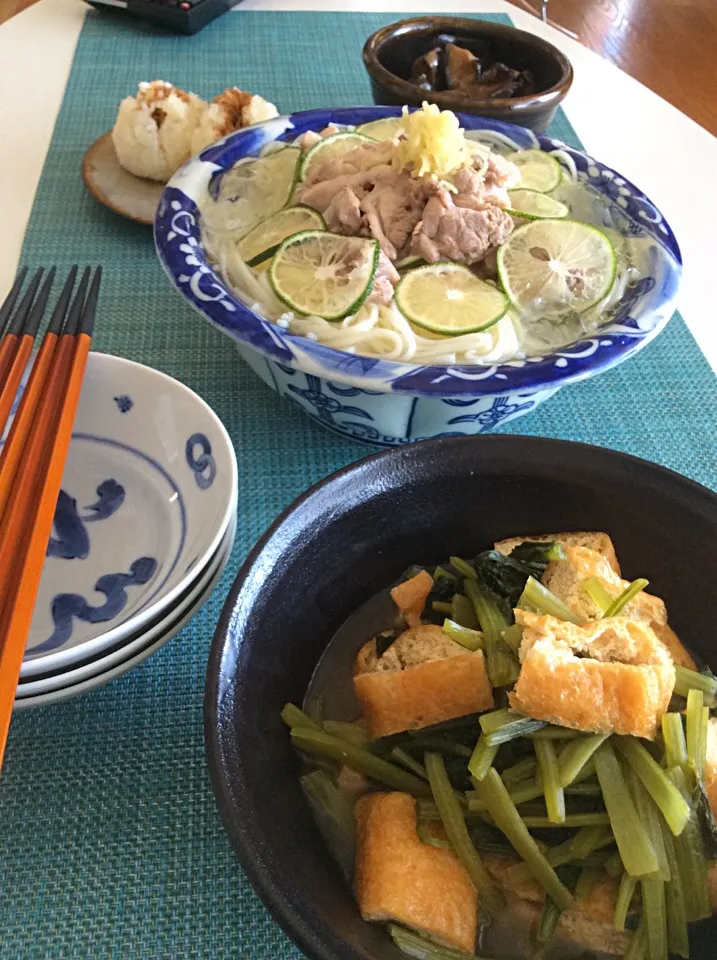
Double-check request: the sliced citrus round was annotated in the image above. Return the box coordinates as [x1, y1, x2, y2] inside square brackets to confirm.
[269, 230, 380, 320]
[238, 206, 326, 265]
[395, 263, 509, 336]
[497, 219, 617, 316]
[395, 254, 425, 270]
[508, 149, 562, 193]
[210, 147, 300, 238]
[507, 189, 569, 220]
[356, 117, 405, 141]
[299, 131, 375, 182]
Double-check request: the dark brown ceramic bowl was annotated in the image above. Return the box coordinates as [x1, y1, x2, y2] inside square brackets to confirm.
[362, 17, 573, 132]
[205, 435, 717, 960]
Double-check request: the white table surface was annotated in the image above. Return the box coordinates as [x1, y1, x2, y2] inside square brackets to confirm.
[1, 0, 716, 371]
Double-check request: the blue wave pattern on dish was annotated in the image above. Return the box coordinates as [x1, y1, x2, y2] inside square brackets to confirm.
[154, 106, 682, 442]
[46, 480, 125, 560]
[34, 557, 159, 654]
[185, 433, 216, 490]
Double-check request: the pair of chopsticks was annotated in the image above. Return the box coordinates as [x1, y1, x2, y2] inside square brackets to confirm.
[0, 265, 101, 770]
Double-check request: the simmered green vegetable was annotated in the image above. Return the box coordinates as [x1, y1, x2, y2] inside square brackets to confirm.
[661, 713, 688, 774]
[451, 593, 478, 628]
[391, 747, 429, 781]
[673, 664, 717, 708]
[613, 736, 690, 837]
[518, 576, 583, 624]
[614, 872, 637, 931]
[603, 578, 649, 617]
[661, 824, 690, 958]
[478, 708, 547, 746]
[281, 702, 323, 731]
[442, 618, 484, 652]
[322, 720, 370, 746]
[389, 924, 488, 960]
[558, 733, 609, 787]
[623, 765, 671, 882]
[500, 756, 537, 786]
[290, 728, 431, 796]
[449, 556, 476, 579]
[667, 766, 712, 922]
[473, 768, 575, 910]
[582, 577, 613, 615]
[424, 752, 500, 912]
[685, 689, 707, 783]
[641, 878, 668, 960]
[593, 741, 659, 877]
[464, 579, 519, 687]
[536, 865, 580, 946]
[534, 738, 566, 824]
[468, 735, 499, 782]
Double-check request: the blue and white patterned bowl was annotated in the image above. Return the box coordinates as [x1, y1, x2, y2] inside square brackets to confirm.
[155, 107, 682, 447]
[10, 353, 238, 678]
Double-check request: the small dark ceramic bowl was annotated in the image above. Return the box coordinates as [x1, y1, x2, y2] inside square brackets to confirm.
[362, 17, 573, 132]
[205, 435, 717, 960]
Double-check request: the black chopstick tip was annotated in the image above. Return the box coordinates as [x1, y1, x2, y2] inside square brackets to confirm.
[25, 268, 57, 339]
[79, 267, 102, 338]
[0, 266, 29, 335]
[46, 267, 78, 338]
[7, 268, 44, 337]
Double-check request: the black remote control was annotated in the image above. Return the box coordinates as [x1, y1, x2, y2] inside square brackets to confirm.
[85, 0, 234, 36]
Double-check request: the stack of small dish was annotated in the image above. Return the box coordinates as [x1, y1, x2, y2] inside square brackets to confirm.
[9, 352, 237, 709]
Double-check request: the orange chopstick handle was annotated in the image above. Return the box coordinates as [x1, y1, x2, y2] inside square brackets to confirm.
[0, 334, 18, 391]
[0, 334, 76, 591]
[0, 335, 34, 438]
[0, 333, 59, 521]
[0, 334, 91, 768]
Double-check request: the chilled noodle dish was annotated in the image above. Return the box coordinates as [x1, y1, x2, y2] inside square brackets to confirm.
[282, 532, 717, 959]
[200, 105, 648, 366]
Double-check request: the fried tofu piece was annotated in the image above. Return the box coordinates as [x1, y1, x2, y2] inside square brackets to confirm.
[391, 569, 433, 628]
[650, 622, 697, 670]
[509, 611, 675, 739]
[485, 857, 631, 956]
[543, 545, 667, 623]
[354, 625, 493, 738]
[497, 533, 695, 670]
[540, 545, 696, 669]
[354, 792, 478, 954]
[494, 531, 621, 576]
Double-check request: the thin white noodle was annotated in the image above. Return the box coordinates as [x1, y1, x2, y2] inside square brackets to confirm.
[550, 149, 578, 182]
[465, 130, 523, 153]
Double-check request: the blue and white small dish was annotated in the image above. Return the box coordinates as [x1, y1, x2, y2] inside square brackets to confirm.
[13, 510, 236, 708]
[155, 106, 682, 447]
[10, 353, 238, 678]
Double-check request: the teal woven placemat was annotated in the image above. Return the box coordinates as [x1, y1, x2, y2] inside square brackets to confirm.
[3, 10, 716, 959]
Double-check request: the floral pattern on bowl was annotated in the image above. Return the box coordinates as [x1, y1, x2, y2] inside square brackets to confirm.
[154, 107, 682, 445]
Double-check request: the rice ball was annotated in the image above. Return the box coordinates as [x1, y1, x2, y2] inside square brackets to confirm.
[190, 87, 279, 154]
[111, 80, 206, 182]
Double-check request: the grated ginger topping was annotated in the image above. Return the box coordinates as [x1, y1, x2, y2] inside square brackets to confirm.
[392, 103, 469, 180]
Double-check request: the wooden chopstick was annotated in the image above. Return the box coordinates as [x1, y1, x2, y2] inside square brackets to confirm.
[0, 268, 44, 409]
[0, 266, 100, 768]
[0, 267, 77, 520]
[0, 268, 55, 440]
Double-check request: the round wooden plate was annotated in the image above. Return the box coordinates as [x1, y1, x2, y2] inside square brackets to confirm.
[81, 131, 165, 226]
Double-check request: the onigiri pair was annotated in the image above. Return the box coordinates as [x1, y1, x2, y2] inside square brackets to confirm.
[112, 80, 279, 182]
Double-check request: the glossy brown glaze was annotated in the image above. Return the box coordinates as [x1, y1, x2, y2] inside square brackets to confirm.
[1, 0, 715, 134]
[363, 17, 573, 132]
